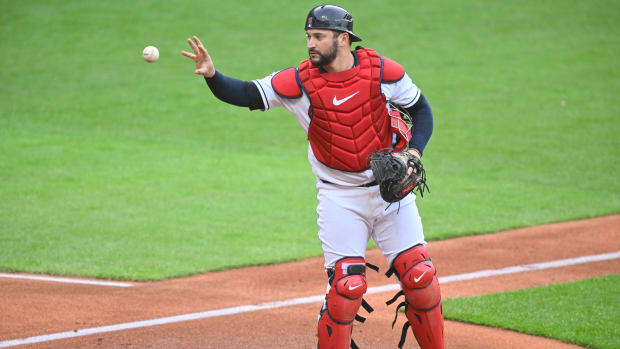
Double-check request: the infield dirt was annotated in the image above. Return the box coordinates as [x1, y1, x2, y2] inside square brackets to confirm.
[1, 214, 619, 348]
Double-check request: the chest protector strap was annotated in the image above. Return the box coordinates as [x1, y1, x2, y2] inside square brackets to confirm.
[298, 48, 391, 172]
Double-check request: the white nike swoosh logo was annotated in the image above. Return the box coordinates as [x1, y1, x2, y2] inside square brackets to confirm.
[332, 91, 359, 106]
[414, 270, 428, 283]
[348, 284, 362, 291]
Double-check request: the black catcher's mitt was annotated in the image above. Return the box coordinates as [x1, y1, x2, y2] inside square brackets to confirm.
[369, 151, 429, 203]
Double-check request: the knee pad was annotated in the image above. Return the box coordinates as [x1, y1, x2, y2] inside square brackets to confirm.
[387, 245, 444, 349]
[318, 257, 369, 349]
[392, 245, 441, 310]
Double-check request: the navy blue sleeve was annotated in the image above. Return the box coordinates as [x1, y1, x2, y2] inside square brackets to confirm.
[404, 93, 433, 155]
[204, 71, 265, 110]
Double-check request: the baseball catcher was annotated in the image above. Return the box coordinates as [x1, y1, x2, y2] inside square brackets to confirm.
[182, 4, 444, 349]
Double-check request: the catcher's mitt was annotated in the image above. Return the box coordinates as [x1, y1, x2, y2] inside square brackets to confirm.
[369, 151, 429, 203]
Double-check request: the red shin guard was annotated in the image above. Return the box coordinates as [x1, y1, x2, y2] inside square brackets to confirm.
[389, 245, 444, 349]
[317, 257, 368, 349]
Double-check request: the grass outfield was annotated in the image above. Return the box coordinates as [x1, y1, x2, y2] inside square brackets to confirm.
[443, 275, 620, 349]
[1, 0, 619, 280]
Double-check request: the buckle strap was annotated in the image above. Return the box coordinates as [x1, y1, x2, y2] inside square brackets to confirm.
[385, 290, 410, 348]
[386, 290, 404, 306]
[391, 301, 407, 328]
[361, 298, 374, 313]
[365, 262, 379, 273]
[385, 266, 395, 278]
[398, 322, 411, 349]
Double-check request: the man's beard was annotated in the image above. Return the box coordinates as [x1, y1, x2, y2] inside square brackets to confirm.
[309, 39, 339, 66]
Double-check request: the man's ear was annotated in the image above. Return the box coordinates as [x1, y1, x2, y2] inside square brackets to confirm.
[339, 32, 350, 47]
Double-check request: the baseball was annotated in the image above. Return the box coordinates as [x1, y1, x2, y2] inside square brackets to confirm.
[142, 45, 159, 63]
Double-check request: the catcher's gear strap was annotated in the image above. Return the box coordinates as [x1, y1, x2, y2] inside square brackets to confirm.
[271, 67, 303, 99]
[386, 245, 445, 349]
[318, 257, 372, 349]
[381, 56, 405, 83]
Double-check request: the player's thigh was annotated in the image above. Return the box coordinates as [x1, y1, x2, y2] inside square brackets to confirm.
[316, 184, 372, 268]
[372, 198, 425, 265]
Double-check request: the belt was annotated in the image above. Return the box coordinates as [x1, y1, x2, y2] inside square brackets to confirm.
[321, 179, 378, 187]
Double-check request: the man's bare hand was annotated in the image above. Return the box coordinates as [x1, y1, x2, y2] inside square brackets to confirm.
[180, 35, 215, 78]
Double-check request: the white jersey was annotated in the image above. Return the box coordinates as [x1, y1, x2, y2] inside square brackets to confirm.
[252, 69, 421, 187]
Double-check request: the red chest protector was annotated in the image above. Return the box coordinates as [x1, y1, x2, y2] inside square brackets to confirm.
[271, 48, 405, 172]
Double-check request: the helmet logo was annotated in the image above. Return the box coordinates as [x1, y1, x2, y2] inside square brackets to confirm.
[307, 17, 313, 27]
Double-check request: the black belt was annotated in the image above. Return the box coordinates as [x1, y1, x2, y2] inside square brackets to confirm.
[321, 179, 378, 187]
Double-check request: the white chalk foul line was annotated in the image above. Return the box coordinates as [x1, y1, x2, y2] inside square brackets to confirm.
[0, 295, 325, 348]
[438, 250, 620, 284]
[365, 250, 620, 295]
[0, 273, 132, 288]
[1, 251, 618, 348]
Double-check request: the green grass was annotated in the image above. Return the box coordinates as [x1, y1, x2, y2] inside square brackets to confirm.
[443, 275, 620, 348]
[1, 0, 619, 280]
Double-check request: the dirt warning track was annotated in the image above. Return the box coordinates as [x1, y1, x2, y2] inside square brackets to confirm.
[1, 215, 618, 348]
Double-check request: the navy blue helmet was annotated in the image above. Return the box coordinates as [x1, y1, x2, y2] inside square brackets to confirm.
[305, 5, 362, 42]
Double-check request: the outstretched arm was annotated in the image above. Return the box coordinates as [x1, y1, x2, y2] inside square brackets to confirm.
[181, 36, 216, 78]
[181, 35, 264, 110]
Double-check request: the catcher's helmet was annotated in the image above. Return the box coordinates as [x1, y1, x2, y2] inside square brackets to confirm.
[305, 5, 362, 42]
